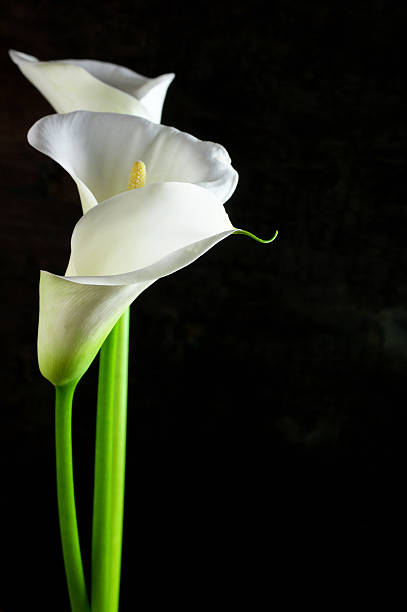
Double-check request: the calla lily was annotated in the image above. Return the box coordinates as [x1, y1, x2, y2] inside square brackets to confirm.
[28, 110, 237, 215]
[29, 111, 239, 386]
[9, 49, 174, 122]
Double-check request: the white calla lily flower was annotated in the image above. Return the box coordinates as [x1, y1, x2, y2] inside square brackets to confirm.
[9, 49, 174, 122]
[31, 111, 238, 386]
[28, 110, 237, 214]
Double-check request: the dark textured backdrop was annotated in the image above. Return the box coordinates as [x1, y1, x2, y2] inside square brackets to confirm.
[1, 1, 405, 609]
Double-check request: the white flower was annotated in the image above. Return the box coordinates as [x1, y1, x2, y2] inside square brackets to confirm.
[28, 110, 237, 215]
[9, 50, 174, 122]
[29, 111, 238, 386]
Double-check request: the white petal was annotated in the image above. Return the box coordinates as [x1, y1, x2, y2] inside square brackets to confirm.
[39, 229, 234, 386]
[38, 271, 153, 386]
[27, 111, 238, 213]
[9, 50, 174, 122]
[135, 74, 175, 123]
[63, 59, 175, 123]
[70, 182, 235, 276]
[9, 50, 151, 119]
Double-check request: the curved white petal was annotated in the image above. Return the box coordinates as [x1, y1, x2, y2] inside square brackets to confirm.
[9, 49, 174, 122]
[63, 59, 174, 123]
[39, 229, 234, 386]
[135, 74, 175, 124]
[38, 271, 153, 387]
[27, 111, 238, 213]
[71, 182, 234, 276]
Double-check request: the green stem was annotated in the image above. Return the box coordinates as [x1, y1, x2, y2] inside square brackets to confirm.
[55, 382, 90, 612]
[91, 309, 130, 612]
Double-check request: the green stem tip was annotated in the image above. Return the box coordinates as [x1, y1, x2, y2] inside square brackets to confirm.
[233, 228, 279, 243]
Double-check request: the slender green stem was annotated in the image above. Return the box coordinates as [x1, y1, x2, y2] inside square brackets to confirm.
[55, 382, 90, 612]
[91, 308, 130, 612]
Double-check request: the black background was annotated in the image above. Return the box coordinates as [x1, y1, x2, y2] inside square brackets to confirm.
[1, 1, 405, 609]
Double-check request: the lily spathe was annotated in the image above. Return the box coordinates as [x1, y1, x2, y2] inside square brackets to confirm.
[9, 49, 174, 122]
[29, 111, 239, 386]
